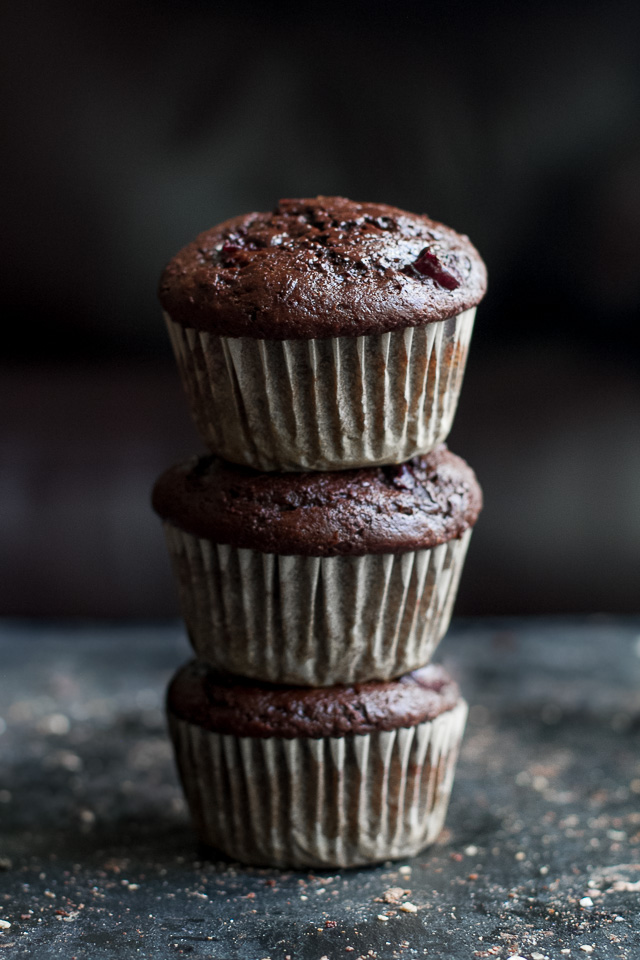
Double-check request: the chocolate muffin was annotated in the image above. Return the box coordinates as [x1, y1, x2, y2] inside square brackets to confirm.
[153, 445, 482, 686]
[167, 660, 468, 868]
[159, 196, 487, 471]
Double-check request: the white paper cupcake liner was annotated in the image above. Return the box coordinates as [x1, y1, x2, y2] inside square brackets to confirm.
[165, 308, 475, 471]
[168, 698, 468, 868]
[164, 524, 472, 686]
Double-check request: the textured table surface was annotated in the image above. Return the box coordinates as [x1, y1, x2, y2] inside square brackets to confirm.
[1, 618, 640, 959]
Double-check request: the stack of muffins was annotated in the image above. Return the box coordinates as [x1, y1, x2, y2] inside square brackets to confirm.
[152, 196, 486, 869]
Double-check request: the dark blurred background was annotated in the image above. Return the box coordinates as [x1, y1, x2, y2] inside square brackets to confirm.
[2, 0, 639, 618]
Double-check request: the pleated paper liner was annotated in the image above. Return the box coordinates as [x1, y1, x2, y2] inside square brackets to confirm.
[164, 524, 472, 686]
[165, 308, 475, 471]
[168, 697, 468, 869]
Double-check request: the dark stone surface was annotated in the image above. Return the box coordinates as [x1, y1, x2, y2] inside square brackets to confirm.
[1, 617, 640, 959]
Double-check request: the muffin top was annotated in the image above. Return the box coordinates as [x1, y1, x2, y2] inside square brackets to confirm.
[159, 196, 487, 339]
[168, 660, 461, 739]
[152, 444, 482, 557]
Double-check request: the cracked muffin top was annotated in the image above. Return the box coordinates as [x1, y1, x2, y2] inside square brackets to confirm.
[167, 660, 461, 739]
[152, 444, 482, 557]
[159, 196, 487, 339]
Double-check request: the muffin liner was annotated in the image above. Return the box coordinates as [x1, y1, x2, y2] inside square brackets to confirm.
[165, 308, 475, 471]
[163, 524, 472, 685]
[168, 697, 468, 868]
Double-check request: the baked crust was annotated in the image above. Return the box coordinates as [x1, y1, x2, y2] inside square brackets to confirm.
[152, 444, 482, 557]
[167, 660, 460, 739]
[159, 196, 487, 339]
